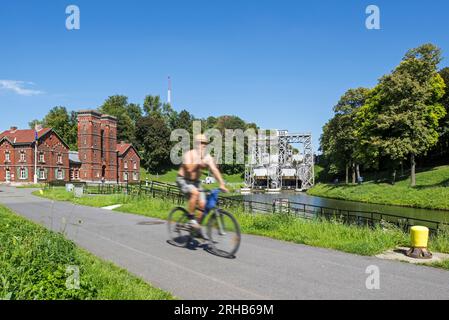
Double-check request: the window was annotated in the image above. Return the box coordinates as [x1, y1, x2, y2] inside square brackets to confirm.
[84, 153, 87, 160]
[123, 172, 128, 181]
[39, 169, 46, 180]
[39, 152, 45, 163]
[20, 168, 26, 180]
[133, 161, 137, 170]
[5, 169, 11, 181]
[57, 154, 62, 164]
[133, 172, 138, 181]
[57, 170, 63, 180]
[5, 152, 10, 162]
[124, 161, 128, 169]
[20, 151, 26, 162]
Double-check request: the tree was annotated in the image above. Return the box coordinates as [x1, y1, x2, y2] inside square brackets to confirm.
[135, 115, 172, 174]
[28, 119, 43, 130]
[99, 95, 136, 145]
[39, 107, 78, 150]
[173, 109, 194, 133]
[126, 103, 143, 125]
[358, 44, 446, 186]
[143, 95, 162, 115]
[436, 67, 449, 152]
[320, 88, 370, 183]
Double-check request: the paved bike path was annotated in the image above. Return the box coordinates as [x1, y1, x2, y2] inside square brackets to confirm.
[1, 185, 449, 299]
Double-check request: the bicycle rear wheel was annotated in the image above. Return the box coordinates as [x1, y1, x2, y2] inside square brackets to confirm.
[207, 209, 241, 258]
[167, 207, 191, 247]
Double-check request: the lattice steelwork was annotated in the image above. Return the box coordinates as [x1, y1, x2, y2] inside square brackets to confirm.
[245, 130, 314, 190]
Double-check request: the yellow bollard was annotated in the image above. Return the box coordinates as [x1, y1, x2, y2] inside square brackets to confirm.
[406, 226, 432, 259]
[411, 226, 429, 248]
[39, 189, 44, 195]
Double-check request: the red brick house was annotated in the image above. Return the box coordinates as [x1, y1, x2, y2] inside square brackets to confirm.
[0, 110, 140, 185]
[117, 142, 141, 183]
[0, 127, 70, 183]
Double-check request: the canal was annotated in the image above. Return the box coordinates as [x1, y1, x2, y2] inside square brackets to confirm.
[241, 192, 449, 224]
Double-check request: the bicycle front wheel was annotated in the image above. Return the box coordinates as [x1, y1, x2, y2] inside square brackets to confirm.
[167, 207, 191, 247]
[207, 209, 241, 258]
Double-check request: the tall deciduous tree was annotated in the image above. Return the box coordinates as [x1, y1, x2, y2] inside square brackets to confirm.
[135, 115, 172, 174]
[359, 44, 446, 186]
[320, 88, 370, 183]
[99, 95, 137, 145]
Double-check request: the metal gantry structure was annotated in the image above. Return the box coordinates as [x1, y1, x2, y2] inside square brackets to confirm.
[244, 130, 314, 191]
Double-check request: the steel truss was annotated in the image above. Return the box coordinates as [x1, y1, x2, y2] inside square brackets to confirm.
[245, 130, 314, 190]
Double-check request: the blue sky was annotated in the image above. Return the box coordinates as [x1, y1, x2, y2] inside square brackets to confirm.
[1, 0, 449, 149]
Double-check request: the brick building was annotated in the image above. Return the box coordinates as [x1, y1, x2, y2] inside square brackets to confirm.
[0, 127, 70, 184]
[0, 110, 140, 185]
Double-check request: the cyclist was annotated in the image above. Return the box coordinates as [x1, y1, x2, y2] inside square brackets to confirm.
[176, 134, 229, 233]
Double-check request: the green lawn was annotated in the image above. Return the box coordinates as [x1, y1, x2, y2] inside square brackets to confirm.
[308, 165, 449, 210]
[0, 204, 174, 300]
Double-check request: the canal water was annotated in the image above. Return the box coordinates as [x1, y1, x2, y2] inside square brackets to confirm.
[241, 192, 449, 224]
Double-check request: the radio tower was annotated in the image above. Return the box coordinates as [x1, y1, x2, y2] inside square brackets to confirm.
[167, 76, 172, 105]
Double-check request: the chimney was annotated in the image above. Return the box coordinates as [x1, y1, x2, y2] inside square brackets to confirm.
[120, 141, 125, 145]
[10, 126, 18, 131]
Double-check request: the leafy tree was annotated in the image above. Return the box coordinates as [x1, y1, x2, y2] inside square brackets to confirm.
[126, 103, 143, 125]
[28, 119, 43, 130]
[436, 67, 449, 152]
[135, 115, 172, 174]
[33, 106, 78, 150]
[143, 95, 162, 115]
[99, 95, 136, 145]
[358, 44, 446, 186]
[173, 109, 194, 133]
[320, 88, 370, 183]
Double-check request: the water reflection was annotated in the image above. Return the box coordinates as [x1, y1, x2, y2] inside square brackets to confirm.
[241, 191, 449, 224]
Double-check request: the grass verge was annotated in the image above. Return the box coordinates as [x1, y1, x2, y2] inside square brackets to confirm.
[34, 188, 449, 256]
[308, 165, 449, 210]
[0, 204, 174, 300]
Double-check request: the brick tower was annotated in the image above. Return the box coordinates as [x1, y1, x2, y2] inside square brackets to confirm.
[77, 110, 118, 183]
[100, 114, 118, 182]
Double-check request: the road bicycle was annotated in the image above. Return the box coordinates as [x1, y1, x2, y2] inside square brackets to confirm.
[167, 189, 241, 258]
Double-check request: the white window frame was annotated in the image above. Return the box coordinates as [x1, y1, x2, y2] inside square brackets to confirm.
[39, 152, 45, 163]
[5, 169, 11, 181]
[123, 172, 128, 181]
[20, 168, 26, 180]
[133, 172, 138, 181]
[57, 169, 63, 180]
[5, 152, 10, 162]
[133, 162, 137, 170]
[39, 169, 46, 180]
[57, 154, 62, 164]
[124, 161, 128, 169]
[20, 151, 26, 162]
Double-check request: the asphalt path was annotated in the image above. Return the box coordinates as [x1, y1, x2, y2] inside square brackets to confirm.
[1, 185, 449, 299]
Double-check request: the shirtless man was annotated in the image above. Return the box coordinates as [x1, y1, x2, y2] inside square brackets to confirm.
[176, 134, 229, 229]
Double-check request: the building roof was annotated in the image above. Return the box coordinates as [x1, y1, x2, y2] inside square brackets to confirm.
[117, 142, 140, 159]
[117, 143, 132, 156]
[69, 151, 81, 164]
[0, 128, 52, 145]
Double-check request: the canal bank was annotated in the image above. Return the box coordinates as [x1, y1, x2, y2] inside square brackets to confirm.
[242, 191, 449, 225]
